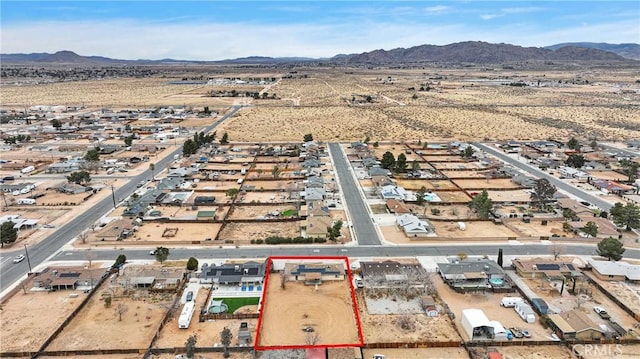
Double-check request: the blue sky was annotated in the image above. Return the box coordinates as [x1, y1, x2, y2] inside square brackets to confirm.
[1, 1, 638, 60]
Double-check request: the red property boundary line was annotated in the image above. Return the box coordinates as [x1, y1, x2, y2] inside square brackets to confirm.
[254, 256, 365, 351]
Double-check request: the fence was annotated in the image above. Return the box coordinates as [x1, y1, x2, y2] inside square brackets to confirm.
[582, 271, 640, 321]
[363, 341, 462, 349]
[199, 312, 260, 321]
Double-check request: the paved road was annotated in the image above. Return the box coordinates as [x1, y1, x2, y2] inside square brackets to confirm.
[599, 143, 640, 157]
[329, 143, 381, 245]
[0, 106, 241, 293]
[49, 243, 640, 262]
[474, 142, 614, 211]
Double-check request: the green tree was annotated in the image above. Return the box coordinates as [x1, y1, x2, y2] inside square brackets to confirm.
[596, 237, 625, 261]
[66, 170, 91, 185]
[220, 132, 229, 144]
[149, 163, 155, 179]
[182, 139, 198, 156]
[416, 186, 427, 205]
[497, 248, 503, 267]
[462, 146, 475, 159]
[567, 137, 580, 151]
[372, 141, 379, 148]
[114, 254, 127, 267]
[565, 154, 585, 168]
[394, 153, 408, 173]
[583, 221, 598, 238]
[619, 159, 640, 182]
[411, 160, 420, 172]
[271, 165, 281, 179]
[225, 188, 240, 198]
[186, 257, 199, 271]
[154, 247, 170, 264]
[185, 334, 197, 359]
[0, 221, 17, 247]
[468, 189, 493, 219]
[562, 208, 577, 221]
[50, 118, 62, 131]
[381, 151, 395, 170]
[303, 133, 314, 142]
[363, 136, 370, 144]
[327, 220, 343, 241]
[221, 327, 233, 358]
[610, 202, 640, 230]
[84, 148, 100, 162]
[123, 135, 134, 147]
[530, 178, 557, 211]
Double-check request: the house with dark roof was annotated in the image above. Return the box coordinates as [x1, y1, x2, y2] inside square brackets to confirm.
[31, 266, 103, 291]
[200, 261, 266, 286]
[548, 310, 605, 340]
[284, 263, 345, 285]
[437, 259, 510, 292]
[123, 189, 164, 217]
[512, 259, 583, 280]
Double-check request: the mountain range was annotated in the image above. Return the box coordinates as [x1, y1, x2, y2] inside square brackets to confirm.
[1, 42, 637, 65]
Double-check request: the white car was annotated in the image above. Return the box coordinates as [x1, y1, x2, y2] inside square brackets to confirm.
[13, 255, 25, 263]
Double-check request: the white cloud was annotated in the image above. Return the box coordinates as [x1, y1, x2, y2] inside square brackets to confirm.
[480, 14, 500, 20]
[424, 5, 450, 14]
[501, 7, 544, 14]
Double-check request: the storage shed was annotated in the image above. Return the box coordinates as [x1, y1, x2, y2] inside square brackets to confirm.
[461, 309, 494, 340]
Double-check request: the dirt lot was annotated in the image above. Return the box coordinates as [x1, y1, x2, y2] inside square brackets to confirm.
[218, 221, 301, 242]
[48, 285, 174, 350]
[572, 343, 640, 359]
[227, 205, 297, 220]
[356, 291, 461, 343]
[431, 221, 519, 238]
[237, 191, 292, 203]
[434, 191, 473, 202]
[586, 275, 640, 315]
[506, 219, 566, 237]
[586, 170, 628, 181]
[242, 180, 299, 191]
[0, 290, 85, 352]
[362, 348, 469, 359]
[151, 352, 253, 359]
[104, 222, 223, 244]
[487, 189, 532, 202]
[394, 179, 458, 191]
[494, 345, 574, 359]
[441, 170, 487, 178]
[433, 274, 551, 341]
[453, 178, 522, 190]
[258, 274, 361, 347]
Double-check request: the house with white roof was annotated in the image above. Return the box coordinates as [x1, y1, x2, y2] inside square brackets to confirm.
[588, 259, 640, 283]
[395, 214, 434, 237]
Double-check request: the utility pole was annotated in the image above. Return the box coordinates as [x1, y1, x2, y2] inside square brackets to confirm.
[110, 185, 117, 208]
[24, 244, 32, 273]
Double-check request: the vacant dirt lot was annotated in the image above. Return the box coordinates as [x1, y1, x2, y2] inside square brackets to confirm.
[356, 291, 460, 343]
[0, 290, 84, 352]
[496, 345, 574, 359]
[227, 205, 297, 220]
[506, 219, 566, 237]
[48, 288, 173, 351]
[130, 222, 223, 243]
[431, 221, 518, 238]
[394, 179, 458, 191]
[258, 274, 361, 347]
[362, 348, 468, 359]
[453, 178, 522, 190]
[219, 221, 300, 242]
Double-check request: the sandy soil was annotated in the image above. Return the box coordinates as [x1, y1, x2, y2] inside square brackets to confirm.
[506, 219, 566, 237]
[218, 221, 301, 242]
[362, 348, 469, 359]
[48, 287, 173, 350]
[237, 191, 292, 203]
[487, 189, 533, 202]
[441, 170, 488, 178]
[152, 353, 253, 359]
[356, 291, 461, 343]
[452, 178, 522, 190]
[431, 221, 519, 238]
[433, 274, 551, 341]
[227, 205, 297, 220]
[394, 179, 458, 191]
[572, 344, 640, 359]
[496, 345, 574, 359]
[0, 290, 84, 352]
[586, 170, 628, 181]
[258, 277, 361, 347]
[91, 222, 223, 244]
[586, 275, 640, 315]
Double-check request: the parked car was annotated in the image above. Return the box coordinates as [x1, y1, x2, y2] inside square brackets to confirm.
[186, 291, 193, 302]
[594, 306, 611, 320]
[149, 249, 157, 255]
[522, 329, 531, 338]
[354, 278, 364, 288]
[13, 255, 25, 263]
[510, 327, 524, 338]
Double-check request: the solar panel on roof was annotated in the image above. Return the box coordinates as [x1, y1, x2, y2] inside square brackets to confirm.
[59, 272, 81, 278]
[536, 264, 560, 271]
[567, 264, 575, 270]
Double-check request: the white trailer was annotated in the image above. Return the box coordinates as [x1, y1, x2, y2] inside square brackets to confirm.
[21, 166, 35, 174]
[500, 296, 524, 308]
[17, 198, 36, 205]
[178, 301, 195, 329]
[514, 302, 536, 323]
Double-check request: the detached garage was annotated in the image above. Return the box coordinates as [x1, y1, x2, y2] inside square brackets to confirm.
[461, 309, 495, 340]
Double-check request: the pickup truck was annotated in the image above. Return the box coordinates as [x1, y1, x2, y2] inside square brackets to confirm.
[593, 306, 611, 320]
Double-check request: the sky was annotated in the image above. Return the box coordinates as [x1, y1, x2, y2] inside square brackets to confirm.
[1, 0, 639, 60]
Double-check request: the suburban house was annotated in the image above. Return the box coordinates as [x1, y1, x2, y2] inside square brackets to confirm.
[360, 260, 427, 288]
[587, 259, 640, 283]
[396, 214, 434, 237]
[0, 214, 39, 230]
[548, 310, 605, 340]
[558, 166, 589, 181]
[284, 263, 345, 284]
[380, 184, 412, 201]
[200, 261, 266, 287]
[305, 175, 324, 188]
[31, 266, 103, 291]
[591, 180, 634, 195]
[386, 199, 411, 214]
[368, 166, 392, 177]
[512, 259, 583, 280]
[0, 182, 35, 193]
[437, 259, 510, 292]
[95, 218, 133, 241]
[57, 183, 91, 195]
[123, 189, 164, 217]
[157, 176, 184, 190]
[568, 215, 620, 237]
[302, 187, 325, 201]
[304, 215, 334, 237]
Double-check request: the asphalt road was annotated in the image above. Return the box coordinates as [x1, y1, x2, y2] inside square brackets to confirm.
[599, 143, 640, 157]
[473, 142, 614, 211]
[329, 143, 381, 245]
[49, 243, 640, 262]
[0, 106, 241, 293]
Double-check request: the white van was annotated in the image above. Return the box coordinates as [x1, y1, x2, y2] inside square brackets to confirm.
[501, 296, 524, 308]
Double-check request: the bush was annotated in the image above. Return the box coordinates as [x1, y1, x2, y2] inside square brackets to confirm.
[113, 254, 127, 268]
[186, 257, 199, 271]
[255, 239, 264, 244]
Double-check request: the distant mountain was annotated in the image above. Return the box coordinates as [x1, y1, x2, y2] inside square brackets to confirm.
[1, 42, 635, 66]
[331, 41, 630, 64]
[545, 42, 640, 60]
